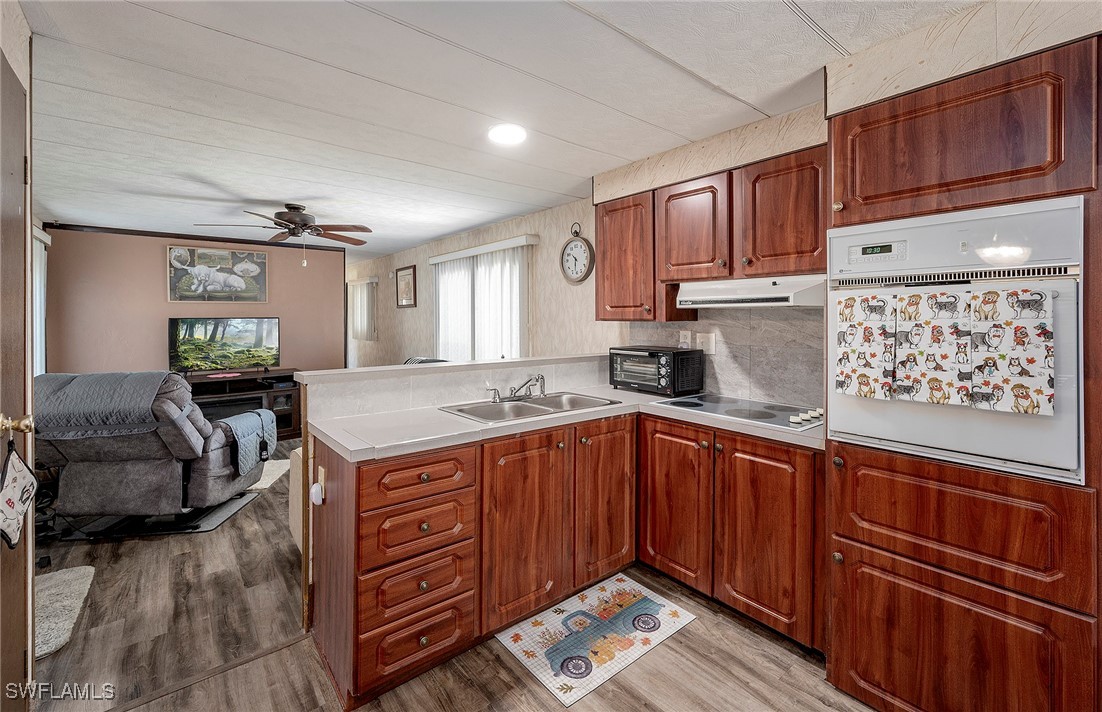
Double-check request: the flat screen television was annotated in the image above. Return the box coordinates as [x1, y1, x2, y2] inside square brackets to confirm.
[169, 317, 280, 372]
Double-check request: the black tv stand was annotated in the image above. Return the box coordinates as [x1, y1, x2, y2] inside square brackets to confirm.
[185, 368, 301, 440]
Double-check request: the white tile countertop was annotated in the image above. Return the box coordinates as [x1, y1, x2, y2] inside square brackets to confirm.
[307, 385, 825, 462]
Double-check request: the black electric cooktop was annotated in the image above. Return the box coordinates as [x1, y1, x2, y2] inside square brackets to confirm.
[655, 394, 823, 431]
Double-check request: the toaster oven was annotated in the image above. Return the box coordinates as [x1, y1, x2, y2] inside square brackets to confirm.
[609, 346, 705, 397]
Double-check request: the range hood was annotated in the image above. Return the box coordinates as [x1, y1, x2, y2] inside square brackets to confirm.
[675, 274, 826, 308]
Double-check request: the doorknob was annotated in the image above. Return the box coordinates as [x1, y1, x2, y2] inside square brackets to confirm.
[0, 414, 34, 433]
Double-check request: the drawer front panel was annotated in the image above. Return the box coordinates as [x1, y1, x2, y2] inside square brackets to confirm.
[358, 488, 478, 572]
[355, 592, 478, 693]
[357, 541, 477, 633]
[359, 446, 478, 511]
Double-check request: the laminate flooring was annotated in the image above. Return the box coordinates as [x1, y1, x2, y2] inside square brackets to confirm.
[33, 440, 304, 712]
[128, 565, 868, 712]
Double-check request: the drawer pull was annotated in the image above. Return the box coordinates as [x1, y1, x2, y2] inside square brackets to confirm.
[419, 522, 431, 533]
[419, 472, 431, 483]
[419, 580, 430, 592]
[419, 635, 430, 648]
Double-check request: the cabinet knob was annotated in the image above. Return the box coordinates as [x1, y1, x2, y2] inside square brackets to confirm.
[717, 258, 727, 267]
[419, 472, 431, 483]
[832, 201, 844, 212]
[832, 456, 844, 468]
[419, 636, 430, 648]
[419, 522, 431, 533]
[558, 441, 565, 449]
[700, 440, 709, 449]
[419, 580, 430, 592]
[580, 436, 590, 445]
[714, 443, 724, 453]
[643, 305, 652, 314]
[741, 257, 751, 266]
[832, 552, 844, 564]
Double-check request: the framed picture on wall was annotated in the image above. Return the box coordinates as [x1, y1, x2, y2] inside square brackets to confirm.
[396, 265, 416, 308]
[168, 246, 268, 302]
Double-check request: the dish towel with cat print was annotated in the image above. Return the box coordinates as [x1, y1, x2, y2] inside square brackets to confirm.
[969, 288, 1054, 416]
[834, 292, 894, 400]
[893, 290, 972, 407]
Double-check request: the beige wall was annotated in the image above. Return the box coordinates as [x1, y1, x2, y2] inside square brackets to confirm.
[346, 198, 629, 367]
[46, 230, 346, 373]
[1, 1, 30, 90]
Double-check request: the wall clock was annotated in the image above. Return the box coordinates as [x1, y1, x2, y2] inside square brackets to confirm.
[560, 223, 595, 283]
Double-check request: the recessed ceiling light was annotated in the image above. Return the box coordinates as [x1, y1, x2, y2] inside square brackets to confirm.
[488, 123, 527, 145]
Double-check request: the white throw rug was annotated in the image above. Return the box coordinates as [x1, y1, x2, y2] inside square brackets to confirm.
[248, 459, 290, 491]
[495, 573, 695, 707]
[35, 566, 95, 659]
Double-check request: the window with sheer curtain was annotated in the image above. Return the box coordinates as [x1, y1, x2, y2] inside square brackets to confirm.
[32, 234, 48, 375]
[435, 246, 528, 362]
[347, 279, 377, 366]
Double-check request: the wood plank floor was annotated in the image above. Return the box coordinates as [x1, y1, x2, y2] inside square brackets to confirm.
[34, 440, 304, 712]
[129, 565, 868, 712]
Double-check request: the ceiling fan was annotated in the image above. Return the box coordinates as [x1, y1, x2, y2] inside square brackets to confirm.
[195, 204, 372, 246]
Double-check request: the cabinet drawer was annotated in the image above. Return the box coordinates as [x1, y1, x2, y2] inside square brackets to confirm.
[355, 591, 478, 693]
[358, 488, 478, 572]
[830, 441, 1097, 614]
[357, 540, 477, 633]
[359, 446, 478, 511]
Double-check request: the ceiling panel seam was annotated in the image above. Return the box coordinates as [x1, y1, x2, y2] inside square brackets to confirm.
[782, 0, 849, 55]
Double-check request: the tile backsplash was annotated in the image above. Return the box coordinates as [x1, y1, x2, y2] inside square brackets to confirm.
[627, 307, 825, 407]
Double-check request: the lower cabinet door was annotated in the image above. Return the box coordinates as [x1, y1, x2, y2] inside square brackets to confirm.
[482, 429, 572, 632]
[638, 417, 714, 593]
[713, 434, 814, 645]
[574, 416, 636, 588]
[355, 591, 477, 693]
[829, 539, 1096, 712]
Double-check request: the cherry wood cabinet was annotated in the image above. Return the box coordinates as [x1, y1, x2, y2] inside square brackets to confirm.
[655, 172, 731, 282]
[830, 38, 1098, 227]
[731, 145, 828, 277]
[638, 417, 714, 594]
[830, 539, 1096, 712]
[713, 434, 815, 645]
[481, 429, 573, 631]
[595, 192, 656, 320]
[829, 441, 1097, 614]
[574, 416, 636, 588]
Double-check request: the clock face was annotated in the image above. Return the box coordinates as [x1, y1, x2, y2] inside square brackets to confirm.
[560, 237, 594, 283]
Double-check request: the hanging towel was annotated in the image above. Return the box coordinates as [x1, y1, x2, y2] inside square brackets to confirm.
[968, 288, 1054, 416]
[892, 290, 972, 407]
[834, 292, 894, 400]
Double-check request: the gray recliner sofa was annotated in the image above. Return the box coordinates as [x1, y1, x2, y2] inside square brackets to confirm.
[34, 372, 271, 516]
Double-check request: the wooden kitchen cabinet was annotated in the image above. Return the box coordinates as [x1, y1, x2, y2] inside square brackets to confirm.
[595, 192, 656, 321]
[481, 429, 573, 631]
[830, 538, 1096, 712]
[713, 434, 815, 645]
[830, 38, 1098, 227]
[655, 172, 731, 282]
[731, 145, 828, 277]
[638, 417, 713, 593]
[574, 416, 636, 588]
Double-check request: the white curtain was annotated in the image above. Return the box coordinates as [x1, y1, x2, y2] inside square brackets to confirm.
[32, 236, 47, 376]
[348, 280, 376, 341]
[435, 246, 527, 361]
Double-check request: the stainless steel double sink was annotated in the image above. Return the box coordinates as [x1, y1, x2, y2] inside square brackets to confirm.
[440, 392, 620, 423]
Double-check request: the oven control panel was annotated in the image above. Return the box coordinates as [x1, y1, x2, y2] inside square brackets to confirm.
[846, 240, 907, 265]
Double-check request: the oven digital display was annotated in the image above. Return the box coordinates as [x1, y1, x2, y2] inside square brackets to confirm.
[861, 244, 893, 255]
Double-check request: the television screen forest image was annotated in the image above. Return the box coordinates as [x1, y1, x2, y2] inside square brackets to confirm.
[169, 318, 280, 372]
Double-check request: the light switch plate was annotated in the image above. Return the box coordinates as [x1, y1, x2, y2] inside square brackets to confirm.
[678, 330, 692, 347]
[696, 332, 716, 355]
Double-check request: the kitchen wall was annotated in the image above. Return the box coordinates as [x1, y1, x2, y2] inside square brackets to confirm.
[346, 198, 629, 367]
[45, 229, 346, 373]
[628, 308, 825, 408]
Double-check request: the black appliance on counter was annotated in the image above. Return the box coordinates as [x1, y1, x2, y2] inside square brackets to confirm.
[609, 346, 704, 397]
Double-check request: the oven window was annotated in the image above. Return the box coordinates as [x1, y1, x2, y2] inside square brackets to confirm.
[613, 354, 659, 386]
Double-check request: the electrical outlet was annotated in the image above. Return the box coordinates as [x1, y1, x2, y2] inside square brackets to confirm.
[678, 330, 692, 347]
[696, 332, 716, 355]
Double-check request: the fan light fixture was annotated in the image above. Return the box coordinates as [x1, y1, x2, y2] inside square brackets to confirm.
[488, 123, 527, 145]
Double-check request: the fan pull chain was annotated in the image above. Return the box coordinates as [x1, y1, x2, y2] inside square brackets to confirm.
[301, 234, 308, 268]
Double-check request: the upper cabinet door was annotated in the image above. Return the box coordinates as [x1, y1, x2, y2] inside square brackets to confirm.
[731, 145, 828, 277]
[595, 193, 656, 321]
[655, 173, 731, 282]
[830, 38, 1098, 227]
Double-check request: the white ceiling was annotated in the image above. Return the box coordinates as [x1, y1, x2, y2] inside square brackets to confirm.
[23, 0, 979, 260]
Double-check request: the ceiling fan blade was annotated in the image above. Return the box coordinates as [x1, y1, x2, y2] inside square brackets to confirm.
[194, 223, 280, 228]
[244, 210, 294, 228]
[315, 231, 367, 246]
[268, 231, 292, 242]
[312, 223, 372, 233]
